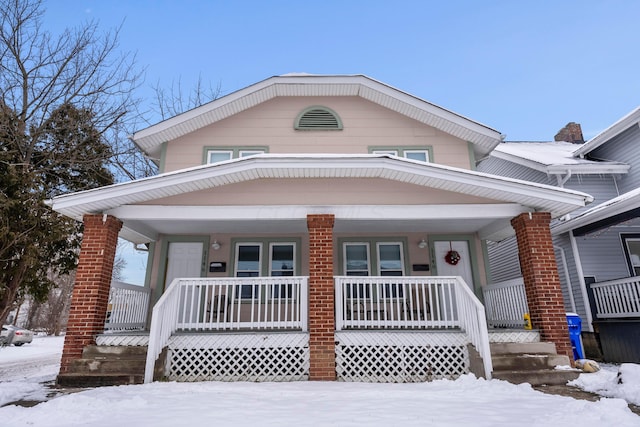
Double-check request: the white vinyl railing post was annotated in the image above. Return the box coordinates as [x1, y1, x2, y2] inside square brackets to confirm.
[454, 276, 493, 380]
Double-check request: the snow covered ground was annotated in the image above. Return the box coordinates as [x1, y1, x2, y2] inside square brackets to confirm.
[0, 336, 638, 426]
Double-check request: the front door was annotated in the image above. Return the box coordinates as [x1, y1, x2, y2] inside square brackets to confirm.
[433, 240, 474, 292]
[165, 242, 204, 322]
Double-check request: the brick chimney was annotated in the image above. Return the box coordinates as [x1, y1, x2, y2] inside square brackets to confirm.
[554, 122, 584, 144]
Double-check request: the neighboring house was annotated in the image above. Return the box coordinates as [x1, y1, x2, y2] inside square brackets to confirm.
[478, 112, 640, 363]
[49, 74, 591, 385]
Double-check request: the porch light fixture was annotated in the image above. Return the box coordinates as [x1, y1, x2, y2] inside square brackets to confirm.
[211, 240, 221, 250]
[418, 239, 427, 249]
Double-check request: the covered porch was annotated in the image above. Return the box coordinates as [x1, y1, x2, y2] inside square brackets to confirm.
[49, 155, 592, 383]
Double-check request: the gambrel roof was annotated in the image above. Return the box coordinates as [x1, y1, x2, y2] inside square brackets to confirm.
[132, 74, 504, 160]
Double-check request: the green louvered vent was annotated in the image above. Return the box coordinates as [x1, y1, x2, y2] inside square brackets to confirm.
[295, 107, 343, 130]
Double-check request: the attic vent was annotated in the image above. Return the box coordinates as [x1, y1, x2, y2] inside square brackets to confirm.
[295, 106, 343, 130]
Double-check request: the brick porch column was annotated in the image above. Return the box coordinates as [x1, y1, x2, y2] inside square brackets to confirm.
[307, 214, 336, 381]
[59, 214, 122, 375]
[511, 212, 573, 361]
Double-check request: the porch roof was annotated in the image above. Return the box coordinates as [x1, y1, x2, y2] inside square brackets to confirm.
[552, 186, 640, 236]
[48, 155, 592, 243]
[131, 74, 504, 160]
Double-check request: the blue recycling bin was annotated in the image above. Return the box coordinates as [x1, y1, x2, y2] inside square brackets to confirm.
[566, 313, 584, 360]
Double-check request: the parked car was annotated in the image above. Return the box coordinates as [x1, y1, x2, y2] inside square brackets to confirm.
[1, 325, 34, 346]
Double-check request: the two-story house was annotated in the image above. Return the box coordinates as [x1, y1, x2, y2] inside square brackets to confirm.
[49, 74, 591, 385]
[478, 112, 640, 363]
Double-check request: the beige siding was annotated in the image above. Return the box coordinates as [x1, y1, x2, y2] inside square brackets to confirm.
[142, 178, 498, 206]
[163, 96, 473, 172]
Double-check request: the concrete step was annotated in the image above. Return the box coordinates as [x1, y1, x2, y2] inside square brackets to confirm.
[82, 345, 148, 359]
[69, 358, 145, 374]
[493, 369, 580, 386]
[490, 342, 557, 355]
[492, 354, 571, 371]
[57, 373, 143, 388]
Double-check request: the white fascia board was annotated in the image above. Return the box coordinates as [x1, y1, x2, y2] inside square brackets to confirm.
[106, 203, 529, 222]
[545, 163, 630, 175]
[49, 155, 593, 220]
[574, 107, 640, 157]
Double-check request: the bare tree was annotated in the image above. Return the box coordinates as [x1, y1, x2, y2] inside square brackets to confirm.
[151, 74, 222, 121]
[0, 0, 148, 325]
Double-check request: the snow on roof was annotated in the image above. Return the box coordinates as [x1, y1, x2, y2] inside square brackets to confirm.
[491, 141, 629, 174]
[494, 141, 586, 166]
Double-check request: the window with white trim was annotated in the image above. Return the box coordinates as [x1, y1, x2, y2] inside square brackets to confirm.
[344, 243, 370, 276]
[205, 147, 267, 164]
[622, 234, 640, 276]
[207, 150, 233, 164]
[371, 147, 431, 162]
[235, 242, 297, 299]
[377, 242, 404, 276]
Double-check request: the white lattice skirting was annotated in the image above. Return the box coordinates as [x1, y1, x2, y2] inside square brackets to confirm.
[335, 331, 470, 382]
[167, 333, 309, 382]
[488, 330, 540, 343]
[96, 333, 150, 347]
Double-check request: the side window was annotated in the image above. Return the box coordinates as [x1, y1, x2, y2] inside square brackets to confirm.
[270, 243, 295, 298]
[207, 150, 233, 164]
[372, 150, 398, 156]
[239, 150, 265, 158]
[344, 243, 370, 276]
[235, 244, 261, 298]
[206, 148, 267, 164]
[369, 147, 431, 163]
[622, 235, 640, 276]
[270, 243, 295, 277]
[404, 150, 430, 162]
[377, 242, 404, 276]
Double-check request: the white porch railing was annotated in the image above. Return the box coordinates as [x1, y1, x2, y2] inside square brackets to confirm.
[104, 281, 151, 331]
[591, 276, 640, 319]
[482, 278, 529, 328]
[334, 276, 492, 379]
[144, 276, 309, 383]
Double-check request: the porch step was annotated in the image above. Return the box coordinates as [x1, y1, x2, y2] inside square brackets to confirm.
[57, 345, 149, 388]
[56, 373, 144, 388]
[492, 370, 580, 386]
[491, 342, 580, 386]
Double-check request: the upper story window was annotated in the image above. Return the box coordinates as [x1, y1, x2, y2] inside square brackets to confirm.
[370, 147, 432, 163]
[205, 147, 268, 164]
[294, 106, 343, 130]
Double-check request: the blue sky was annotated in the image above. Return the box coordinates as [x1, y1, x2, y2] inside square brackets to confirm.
[43, 0, 640, 141]
[41, 0, 640, 283]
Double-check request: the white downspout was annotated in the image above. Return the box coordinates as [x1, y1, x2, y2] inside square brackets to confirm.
[554, 245, 577, 313]
[569, 231, 594, 332]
